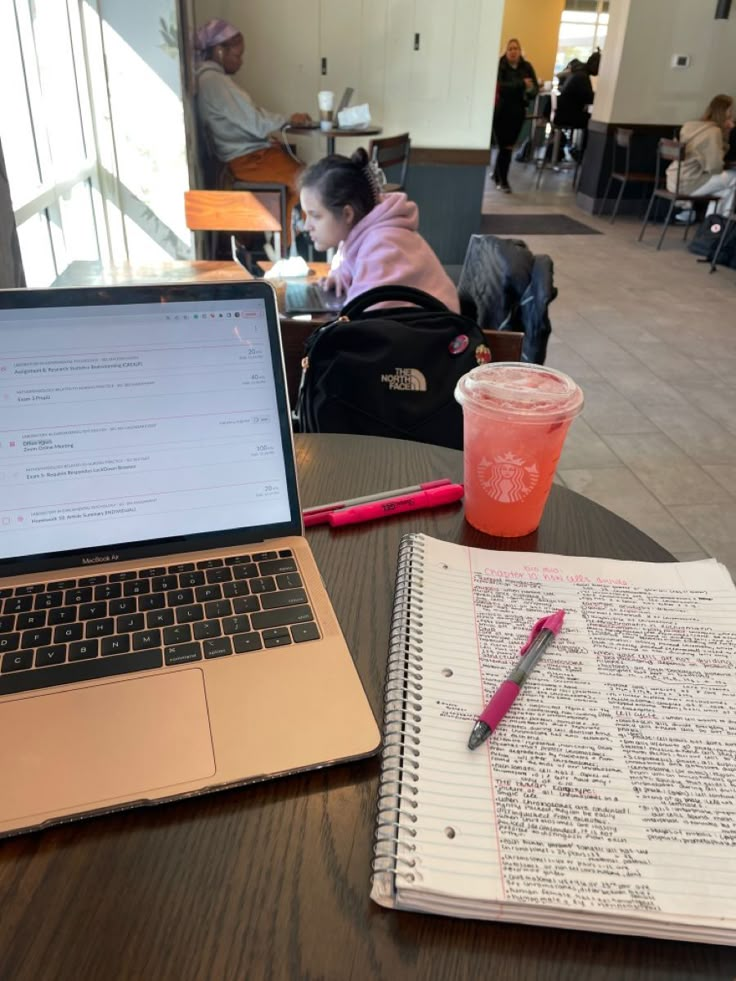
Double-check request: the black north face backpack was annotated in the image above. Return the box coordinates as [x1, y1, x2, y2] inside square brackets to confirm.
[295, 285, 491, 450]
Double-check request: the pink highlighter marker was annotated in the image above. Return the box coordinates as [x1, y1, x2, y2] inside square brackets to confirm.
[327, 483, 464, 527]
[468, 610, 565, 750]
[303, 479, 452, 527]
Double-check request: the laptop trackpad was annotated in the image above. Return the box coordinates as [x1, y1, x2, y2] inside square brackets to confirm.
[1, 669, 215, 821]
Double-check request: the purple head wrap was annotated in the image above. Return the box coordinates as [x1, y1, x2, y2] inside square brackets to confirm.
[194, 18, 241, 56]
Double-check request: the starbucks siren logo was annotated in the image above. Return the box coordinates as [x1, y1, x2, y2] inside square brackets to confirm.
[477, 452, 539, 503]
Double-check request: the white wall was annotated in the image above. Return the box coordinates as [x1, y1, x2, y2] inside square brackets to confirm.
[594, 0, 736, 125]
[499, 0, 566, 83]
[192, 0, 503, 151]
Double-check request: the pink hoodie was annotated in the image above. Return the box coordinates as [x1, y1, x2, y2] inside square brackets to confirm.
[333, 192, 460, 312]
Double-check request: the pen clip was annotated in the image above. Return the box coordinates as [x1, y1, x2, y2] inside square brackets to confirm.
[518, 610, 564, 655]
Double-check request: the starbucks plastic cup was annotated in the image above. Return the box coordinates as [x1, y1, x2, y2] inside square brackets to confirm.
[318, 90, 335, 130]
[454, 362, 584, 537]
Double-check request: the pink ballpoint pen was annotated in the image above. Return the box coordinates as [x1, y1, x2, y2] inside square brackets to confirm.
[468, 610, 565, 750]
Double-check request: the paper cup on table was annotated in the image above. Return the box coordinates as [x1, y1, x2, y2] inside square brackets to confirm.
[318, 90, 334, 130]
[454, 363, 583, 537]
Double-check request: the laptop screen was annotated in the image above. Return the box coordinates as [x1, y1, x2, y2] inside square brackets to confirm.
[336, 87, 354, 115]
[0, 282, 300, 571]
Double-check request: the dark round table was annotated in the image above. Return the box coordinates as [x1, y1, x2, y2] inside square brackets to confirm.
[5, 436, 732, 981]
[287, 122, 382, 156]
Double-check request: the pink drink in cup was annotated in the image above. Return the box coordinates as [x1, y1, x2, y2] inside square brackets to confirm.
[454, 363, 584, 537]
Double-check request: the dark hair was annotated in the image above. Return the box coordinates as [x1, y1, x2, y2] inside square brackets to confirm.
[299, 148, 378, 223]
[586, 49, 601, 75]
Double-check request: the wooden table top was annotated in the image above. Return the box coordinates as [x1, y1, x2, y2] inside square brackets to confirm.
[3, 435, 730, 981]
[52, 259, 252, 288]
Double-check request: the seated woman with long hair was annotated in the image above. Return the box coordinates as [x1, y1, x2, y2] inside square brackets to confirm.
[668, 93, 736, 221]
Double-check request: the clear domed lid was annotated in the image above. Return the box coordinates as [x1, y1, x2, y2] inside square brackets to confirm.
[455, 362, 584, 420]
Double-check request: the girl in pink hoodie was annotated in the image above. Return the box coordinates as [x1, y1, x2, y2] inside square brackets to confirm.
[299, 148, 460, 312]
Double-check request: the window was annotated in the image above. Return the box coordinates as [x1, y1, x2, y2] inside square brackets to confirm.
[555, 0, 609, 76]
[0, 0, 106, 286]
[1, 0, 190, 287]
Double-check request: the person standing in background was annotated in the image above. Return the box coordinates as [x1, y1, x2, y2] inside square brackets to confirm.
[492, 39, 538, 193]
[194, 18, 312, 245]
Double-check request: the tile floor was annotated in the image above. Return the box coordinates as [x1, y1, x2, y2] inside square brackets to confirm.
[481, 163, 736, 580]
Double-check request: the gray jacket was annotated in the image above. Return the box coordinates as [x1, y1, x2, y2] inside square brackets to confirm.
[195, 61, 286, 161]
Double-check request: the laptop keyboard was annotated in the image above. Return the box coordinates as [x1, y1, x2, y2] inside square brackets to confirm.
[0, 550, 320, 696]
[285, 283, 341, 313]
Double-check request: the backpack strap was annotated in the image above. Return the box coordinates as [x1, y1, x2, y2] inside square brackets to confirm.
[339, 285, 450, 319]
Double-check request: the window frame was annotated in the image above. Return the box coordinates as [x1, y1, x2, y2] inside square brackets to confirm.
[4, 0, 111, 284]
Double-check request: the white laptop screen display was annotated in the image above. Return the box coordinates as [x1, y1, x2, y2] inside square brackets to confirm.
[0, 297, 291, 560]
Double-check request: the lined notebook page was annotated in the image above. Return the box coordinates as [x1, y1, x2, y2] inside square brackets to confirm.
[371, 534, 736, 943]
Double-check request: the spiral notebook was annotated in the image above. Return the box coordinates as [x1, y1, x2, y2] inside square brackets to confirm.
[370, 534, 736, 945]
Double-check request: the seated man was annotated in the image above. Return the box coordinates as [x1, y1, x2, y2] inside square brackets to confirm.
[553, 50, 599, 160]
[194, 18, 311, 244]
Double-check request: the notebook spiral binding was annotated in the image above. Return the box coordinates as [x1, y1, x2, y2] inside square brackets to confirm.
[371, 533, 425, 894]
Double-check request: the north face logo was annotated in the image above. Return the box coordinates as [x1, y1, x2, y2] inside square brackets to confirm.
[380, 368, 427, 391]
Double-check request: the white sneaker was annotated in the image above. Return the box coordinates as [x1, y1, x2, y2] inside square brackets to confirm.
[674, 209, 696, 225]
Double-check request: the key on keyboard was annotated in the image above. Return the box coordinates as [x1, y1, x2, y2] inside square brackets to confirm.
[0, 549, 320, 695]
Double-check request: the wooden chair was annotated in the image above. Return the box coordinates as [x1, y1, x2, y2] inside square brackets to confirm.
[278, 318, 523, 413]
[638, 139, 721, 250]
[368, 133, 411, 192]
[184, 191, 283, 270]
[280, 318, 315, 410]
[194, 97, 290, 258]
[224, 173, 289, 259]
[596, 127, 656, 223]
[481, 328, 524, 363]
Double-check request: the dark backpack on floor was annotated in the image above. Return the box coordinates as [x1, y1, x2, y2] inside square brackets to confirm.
[688, 214, 736, 268]
[295, 285, 492, 450]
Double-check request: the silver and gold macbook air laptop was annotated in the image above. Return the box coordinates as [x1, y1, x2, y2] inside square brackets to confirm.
[0, 280, 379, 837]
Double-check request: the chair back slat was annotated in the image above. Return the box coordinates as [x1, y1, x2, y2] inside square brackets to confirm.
[184, 190, 282, 233]
[279, 318, 315, 408]
[658, 138, 685, 162]
[610, 126, 633, 178]
[369, 133, 411, 189]
[482, 329, 524, 363]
